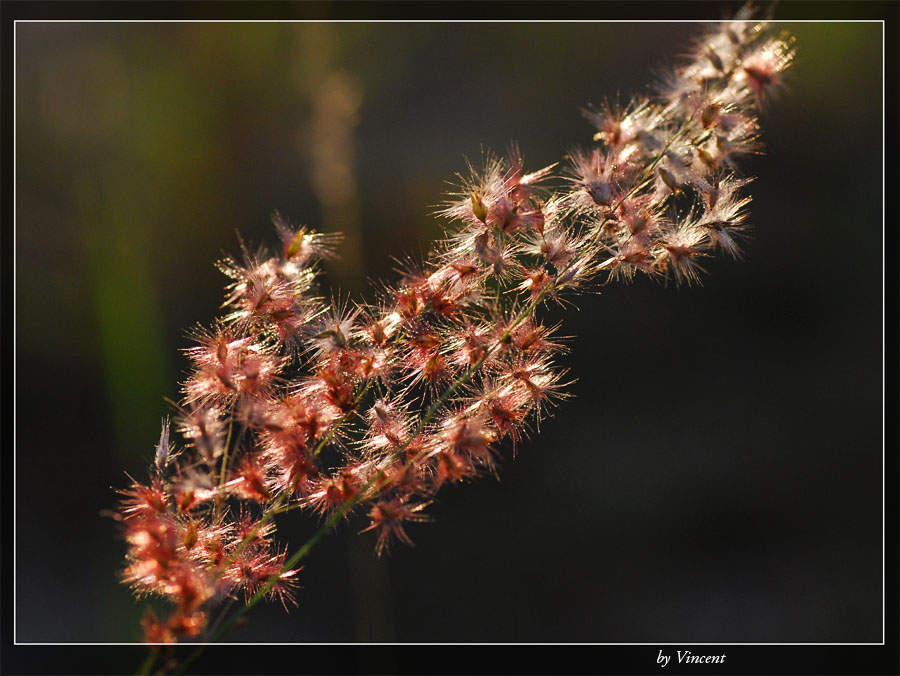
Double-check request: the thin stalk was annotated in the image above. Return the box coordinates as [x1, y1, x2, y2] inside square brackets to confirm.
[214, 404, 238, 520]
[203, 597, 236, 642]
[135, 649, 159, 676]
[311, 378, 374, 456]
[219, 410, 235, 489]
[212, 379, 374, 579]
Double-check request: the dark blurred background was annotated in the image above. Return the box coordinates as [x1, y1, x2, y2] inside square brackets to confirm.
[14, 18, 882, 648]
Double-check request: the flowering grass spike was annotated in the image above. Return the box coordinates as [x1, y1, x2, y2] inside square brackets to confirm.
[114, 13, 795, 652]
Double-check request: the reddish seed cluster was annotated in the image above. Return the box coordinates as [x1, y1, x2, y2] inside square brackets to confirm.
[116, 14, 793, 644]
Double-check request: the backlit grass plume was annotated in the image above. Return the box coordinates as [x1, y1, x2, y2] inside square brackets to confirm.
[113, 12, 795, 652]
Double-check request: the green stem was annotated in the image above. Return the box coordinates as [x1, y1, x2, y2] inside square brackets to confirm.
[136, 648, 159, 676]
[214, 404, 238, 521]
[203, 597, 236, 642]
[213, 379, 374, 580]
[209, 489, 357, 642]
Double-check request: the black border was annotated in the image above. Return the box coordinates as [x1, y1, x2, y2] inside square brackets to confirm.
[0, 0, 897, 22]
[2, 1, 897, 675]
